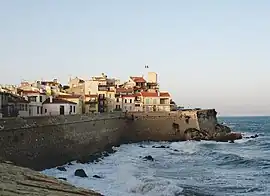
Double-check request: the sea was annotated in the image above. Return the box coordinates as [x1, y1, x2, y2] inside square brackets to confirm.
[42, 116, 270, 196]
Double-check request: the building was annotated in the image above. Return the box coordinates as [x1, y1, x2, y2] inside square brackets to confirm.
[17, 89, 47, 116]
[84, 94, 98, 113]
[122, 95, 136, 112]
[140, 91, 171, 112]
[7, 94, 30, 117]
[42, 97, 77, 115]
[107, 89, 116, 112]
[159, 92, 171, 112]
[68, 77, 85, 88]
[57, 94, 83, 114]
[0, 92, 9, 118]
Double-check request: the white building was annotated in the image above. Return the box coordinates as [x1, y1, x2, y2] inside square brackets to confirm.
[122, 95, 136, 112]
[18, 90, 47, 116]
[42, 97, 77, 116]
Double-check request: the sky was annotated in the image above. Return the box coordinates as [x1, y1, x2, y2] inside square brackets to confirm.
[0, 0, 270, 116]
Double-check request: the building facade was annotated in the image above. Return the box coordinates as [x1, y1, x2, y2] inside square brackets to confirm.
[42, 97, 77, 115]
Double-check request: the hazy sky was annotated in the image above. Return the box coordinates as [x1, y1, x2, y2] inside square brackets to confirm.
[1, 0, 270, 116]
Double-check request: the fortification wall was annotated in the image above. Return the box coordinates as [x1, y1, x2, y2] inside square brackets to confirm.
[0, 113, 127, 170]
[0, 109, 219, 170]
[124, 110, 213, 142]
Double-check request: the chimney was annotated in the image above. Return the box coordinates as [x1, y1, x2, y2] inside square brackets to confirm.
[157, 91, 160, 97]
[49, 96, 53, 103]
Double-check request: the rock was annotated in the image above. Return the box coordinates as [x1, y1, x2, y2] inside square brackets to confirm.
[173, 149, 179, 152]
[93, 175, 102, 179]
[0, 162, 101, 195]
[229, 140, 234, 143]
[139, 145, 145, 148]
[58, 177, 67, 181]
[251, 134, 259, 138]
[152, 145, 169, 148]
[57, 166, 67, 171]
[68, 162, 73, 166]
[74, 169, 88, 178]
[143, 155, 154, 161]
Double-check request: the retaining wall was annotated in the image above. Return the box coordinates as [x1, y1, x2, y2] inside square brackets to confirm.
[0, 109, 218, 170]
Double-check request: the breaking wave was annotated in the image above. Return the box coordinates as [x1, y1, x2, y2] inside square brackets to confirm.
[43, 116, 270, 196]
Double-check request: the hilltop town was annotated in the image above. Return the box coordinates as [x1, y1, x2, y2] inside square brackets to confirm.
[0, 72, 177, 118]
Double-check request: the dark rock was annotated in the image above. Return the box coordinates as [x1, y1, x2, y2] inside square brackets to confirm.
[68, 162, 73, 166]
[57, 166, 67, 172]
[93, 175, 102, 178]
[143, 155, 154, 161]
[74, 169, 88, 178]
[173, 149, 179, 152]
[229, 140, 235, 143]
[58, 177, 67, 181]
[152, 145, 169, 149]
[139, 145, 145, 148]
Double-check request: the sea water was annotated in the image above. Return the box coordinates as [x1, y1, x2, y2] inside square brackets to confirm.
[43, 116, 270, 196]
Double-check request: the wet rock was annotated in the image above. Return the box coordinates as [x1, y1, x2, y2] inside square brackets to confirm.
[58, 177, 67, 181]
[93, 175, 102, 179]
[173, 149, 179, 152]
[74, 169, 88, 178]
[139, 145, 145, 148]
[68, 162, 73, 166]
[215, 132, 242, 142]
[229, 140, 235, 143]
[57, 166, 67, 171]
[250, 134, 259, 139]
[152, 145, 169, 148]
[143, 155, 154, 161]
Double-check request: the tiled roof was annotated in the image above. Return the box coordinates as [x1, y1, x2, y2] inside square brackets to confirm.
[160, 92, 170, 97]
[8, 94, 30, 103]
[116, 88, 133, 93]
[19, 90, 46, 95]
[130, 77, 146, 83]
[43, 98, 77, 104]
[58, 94, 82, 99]
[140, 92, 159, 97]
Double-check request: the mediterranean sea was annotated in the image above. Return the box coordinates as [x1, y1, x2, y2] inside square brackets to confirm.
[43, 116, 270, 196]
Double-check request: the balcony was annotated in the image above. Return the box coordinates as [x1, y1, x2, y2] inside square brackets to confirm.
[98, 85, 109, 91]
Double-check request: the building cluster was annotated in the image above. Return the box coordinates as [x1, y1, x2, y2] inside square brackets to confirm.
[0, 72, 176, 118]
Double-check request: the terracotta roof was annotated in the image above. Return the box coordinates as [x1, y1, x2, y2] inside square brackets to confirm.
[43, 98, 77, 104]
[58, 94, 82, 99]
[116, 88, 133, 93]
[140, 92, 159, 97]
[20, 90, 46, 95]
[160, 92, 170, 97]
[85, 94, 98, 98]
[130, 77, 146, 83]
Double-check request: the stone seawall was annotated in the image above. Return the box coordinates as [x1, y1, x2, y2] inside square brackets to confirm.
[0, 109, 233, 170]
[124, 109, 218, 142]
[0, 113, 128, 170]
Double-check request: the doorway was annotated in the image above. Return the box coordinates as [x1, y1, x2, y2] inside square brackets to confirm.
[60, 105, 64, 115]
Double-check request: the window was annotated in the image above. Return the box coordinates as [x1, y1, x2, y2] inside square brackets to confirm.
[153, 99, 157, 104]
[41, 106, 43, 114]
[145, 98, 150, 104]
[125, 99, 127, 103]
[39, 96, 43, 103]
[130, 99, 132, 103]
[25, 104, 28, 111]
[109, 94, 111, 98]
[70, 105, 72, 113]
[37, 106, 39, 114]
[116, 98, 119, 103]
[73, 106, 75, 113]
[45, 108, 47, 113]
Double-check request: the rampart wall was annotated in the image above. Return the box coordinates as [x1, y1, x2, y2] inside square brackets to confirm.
[0, 109, 219, 170]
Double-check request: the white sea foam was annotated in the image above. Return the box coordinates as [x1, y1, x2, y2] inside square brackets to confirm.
[43, 143, 185, 196]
